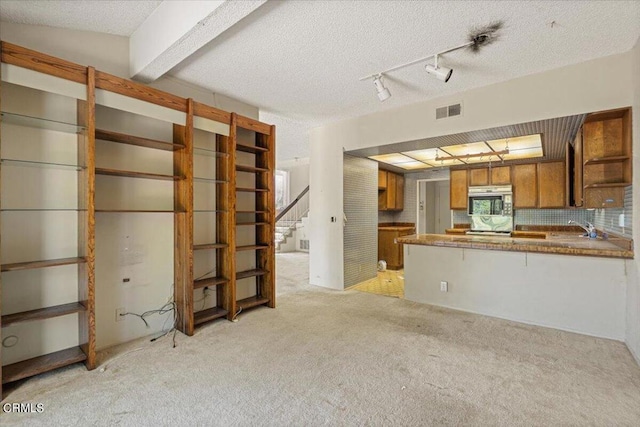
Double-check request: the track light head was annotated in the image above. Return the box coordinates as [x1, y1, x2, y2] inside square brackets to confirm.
[425, 63, 453, 83]
[373, 75, 391, 102]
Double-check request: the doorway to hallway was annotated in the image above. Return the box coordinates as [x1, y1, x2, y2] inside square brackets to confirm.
[416, 179, 451, 234]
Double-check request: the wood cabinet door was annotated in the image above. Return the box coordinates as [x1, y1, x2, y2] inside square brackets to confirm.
[395, 174, 404, 210]
[386, 172, 396, 210]
[449, 169, 468, 210]
[378, 169, 387, 190]
[538, 161, 566, 208]
[469, 168, 489, 186]
[490, 166, 511, 185]
[512, 164, 537, 208]
[573, 127, 583, 207]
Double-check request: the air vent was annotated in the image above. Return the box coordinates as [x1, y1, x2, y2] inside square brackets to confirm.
[299, 240, 309, 250]
[436, 103, 462, 120]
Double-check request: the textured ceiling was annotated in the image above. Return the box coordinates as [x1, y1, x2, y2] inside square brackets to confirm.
[347, 114, 586, 174]
[1, 1, 638, 162]
[0, 1, 161, 36]
[171, 1, 640, 125]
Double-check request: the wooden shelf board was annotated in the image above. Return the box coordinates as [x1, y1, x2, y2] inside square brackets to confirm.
[96, 129, 183, 151]
[237, 187, 269, 193]
[236, 268, 268, 280]
[2, 302, 86, 326]
[236, 245, 269, 252]
[236, 143, 269, 154]
[193, 243, 228, 251]
[96, 167, 183, 181]
[583, 155, 630, 165]
[2, 346, 86, 384]
[237, 295, 270, 310]
[1, 257, 85, 272]
[236, 165, 268, 173]
[194, 307, 228, 326]
[96, 209, 181, 213]
[584, 182, 630, 189]
[193, 276, 228, 289]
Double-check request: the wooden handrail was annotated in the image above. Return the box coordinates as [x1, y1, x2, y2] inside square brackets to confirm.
[276, 185, 309, 222]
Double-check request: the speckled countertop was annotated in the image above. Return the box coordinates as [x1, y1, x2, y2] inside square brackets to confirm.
[397, 233, 634, 259]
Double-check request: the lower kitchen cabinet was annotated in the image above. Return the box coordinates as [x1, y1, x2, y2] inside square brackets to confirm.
[378, 224, 415, 270]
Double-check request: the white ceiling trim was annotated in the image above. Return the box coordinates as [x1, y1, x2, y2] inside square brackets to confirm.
[130, 0, 267, 83]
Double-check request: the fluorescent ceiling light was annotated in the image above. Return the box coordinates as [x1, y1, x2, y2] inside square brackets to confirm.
[401, 148, 465, 166]
[378, 133, 544, 168]
[395, 161, 432, 170]
[369, 153, 415, 164]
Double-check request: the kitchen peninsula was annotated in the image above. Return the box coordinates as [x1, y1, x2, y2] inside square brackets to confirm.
[397, 231, 633, 340]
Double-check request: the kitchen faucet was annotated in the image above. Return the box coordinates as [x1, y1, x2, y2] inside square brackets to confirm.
[568, 220, 596, 238]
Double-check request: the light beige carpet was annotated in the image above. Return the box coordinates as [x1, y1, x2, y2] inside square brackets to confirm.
[3, 252, 640, 426]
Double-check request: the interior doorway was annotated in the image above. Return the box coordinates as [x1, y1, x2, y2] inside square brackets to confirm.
[416, 179, 451, 234]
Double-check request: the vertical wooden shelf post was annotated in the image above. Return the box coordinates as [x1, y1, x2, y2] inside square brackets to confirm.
[256, 125, 276, 308]
[77, 66, 97, 369]
[218, 113, 237, 320]
[174, 99, 195, 335]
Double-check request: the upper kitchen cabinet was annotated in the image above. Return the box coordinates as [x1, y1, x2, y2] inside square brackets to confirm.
[512, 163, 538, 208]
[378, 169, 387, 190]
[378, 169, 404, 211]
[449, 169, 468, 210]
[538, 161, 566, 208]
[490, 166, 511, 185]
[469, 168, 489, 186]
[581, 107, 632, 208]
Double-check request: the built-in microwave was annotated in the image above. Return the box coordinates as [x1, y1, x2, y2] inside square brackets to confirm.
[468, 185, 513, 216]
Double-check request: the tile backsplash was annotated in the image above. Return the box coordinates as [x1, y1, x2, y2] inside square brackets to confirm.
[452, 208, 595, 228]
[593, 186, 633, 238]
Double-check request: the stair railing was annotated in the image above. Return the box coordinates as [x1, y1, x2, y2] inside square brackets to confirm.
[275, 186, 309, 245]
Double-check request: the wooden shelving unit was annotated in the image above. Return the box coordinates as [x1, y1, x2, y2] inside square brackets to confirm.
[233, 116, 275, 316]
[581, 107, 632, 208]
[0, 41, 276, 395]
[0, 44, 96, 392]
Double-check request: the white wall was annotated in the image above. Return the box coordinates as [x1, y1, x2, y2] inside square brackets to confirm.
[627, 37, 640, 365]
[310, 48, 634, 295]
[404, 245, 627, 340]
[309, 127, 343, 289]
[0, 23, 260, 353]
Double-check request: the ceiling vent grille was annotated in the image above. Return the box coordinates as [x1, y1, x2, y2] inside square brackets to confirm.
[436, 103, 462, 120]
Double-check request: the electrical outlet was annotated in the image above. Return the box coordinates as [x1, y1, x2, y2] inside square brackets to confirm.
[440, 281, 448, 292]
[116, 307, 126, 322]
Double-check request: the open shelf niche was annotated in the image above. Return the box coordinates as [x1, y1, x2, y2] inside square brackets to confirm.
[0, 56, 96, 390]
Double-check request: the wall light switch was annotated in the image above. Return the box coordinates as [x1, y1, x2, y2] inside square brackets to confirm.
[440, 281, 448, 292]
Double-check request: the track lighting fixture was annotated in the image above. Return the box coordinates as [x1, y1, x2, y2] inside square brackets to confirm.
[424, 54, 453, 82]
[360, 20, 503, 101]
[373, 75, 391, 102]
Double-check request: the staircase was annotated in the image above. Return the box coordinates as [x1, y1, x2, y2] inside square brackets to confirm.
[275, 186, 309, 251]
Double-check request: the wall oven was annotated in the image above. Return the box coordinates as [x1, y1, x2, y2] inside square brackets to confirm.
[467, 185, 514, 234]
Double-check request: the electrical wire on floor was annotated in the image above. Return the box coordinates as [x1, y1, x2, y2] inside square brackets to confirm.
[121, 283, 179, 348]
[231, 306, 242, 322]
[98, 347, 145, 373]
